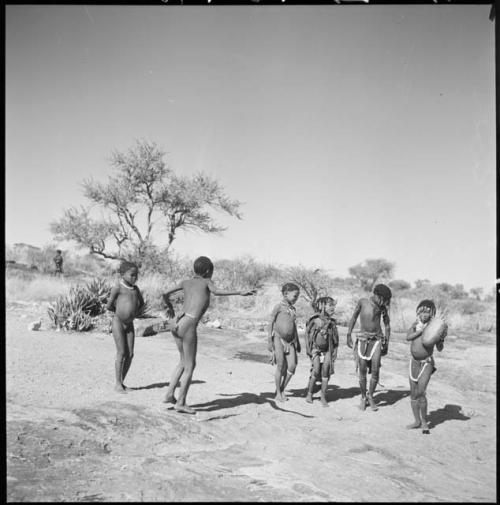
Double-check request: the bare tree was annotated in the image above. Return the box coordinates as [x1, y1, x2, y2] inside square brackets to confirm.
[51, 139, 242, 265]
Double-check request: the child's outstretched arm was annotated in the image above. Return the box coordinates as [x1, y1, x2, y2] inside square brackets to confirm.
[106, 283, 120, 313]
[207, 280, 256, 297]
[346, 301, 361, 348]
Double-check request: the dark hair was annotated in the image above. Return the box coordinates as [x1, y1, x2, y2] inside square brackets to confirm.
[56, 250, 62, 254]
[281, 282, 300, 295]
[314, 296, 336, 312]
[119, 260, 138, 275]
[417, 299, 436, 316]
[193, 256, 214, 276]
[373, 284, 392, 302]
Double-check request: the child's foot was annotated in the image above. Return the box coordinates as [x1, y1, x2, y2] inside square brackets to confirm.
[320, 397, 329, 407]
[275, 392, 286, 402]
[175, 404, 196, 414]
[421, 422, 430, 434]
[359, 397, 368, 411]
[163, 394, 177, 404]
[305, 393, 313, 404]
[123, 384, 132, 391]
[367, 395, 379, 411]
[114, 384, 127, 394]
[406, 421, 421, 430]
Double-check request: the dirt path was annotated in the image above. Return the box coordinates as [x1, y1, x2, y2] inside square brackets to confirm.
[6, 306, 496, 502]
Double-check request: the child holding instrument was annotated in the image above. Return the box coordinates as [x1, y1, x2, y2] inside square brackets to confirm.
[268, 283, 301, 402]
[406, 299, 447, 434]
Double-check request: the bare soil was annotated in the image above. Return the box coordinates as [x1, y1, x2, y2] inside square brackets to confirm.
[6, 303, 496, 502]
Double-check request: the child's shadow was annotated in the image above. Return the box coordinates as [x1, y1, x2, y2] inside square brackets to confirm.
[287, 385, 360, 402]
[427, 404, 470, 429]
[191, 392, 314, 418]
[374, 389, 411, 407]
[130, 380, 205, 391]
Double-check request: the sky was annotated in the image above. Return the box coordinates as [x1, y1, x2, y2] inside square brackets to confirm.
[5, 4, 496, 291]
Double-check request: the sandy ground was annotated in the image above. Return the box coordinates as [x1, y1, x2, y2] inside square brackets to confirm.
[6, 302, 497, 502]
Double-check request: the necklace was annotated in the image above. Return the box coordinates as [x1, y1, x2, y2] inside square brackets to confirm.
[120, 280, 135, 290]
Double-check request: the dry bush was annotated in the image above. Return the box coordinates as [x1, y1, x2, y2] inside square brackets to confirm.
[6, 273, 76, 302]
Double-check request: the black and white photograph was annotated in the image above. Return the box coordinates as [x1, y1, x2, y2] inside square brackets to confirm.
[5, 1, 496, 502]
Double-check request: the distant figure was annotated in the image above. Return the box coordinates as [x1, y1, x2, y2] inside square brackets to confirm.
[106, 261, 145, 394]
[406, 299, 446, 434]
[161, 256, 256, 414]
[304, 297, 339, 407]
[346, 284, 392, 411]
[53, 250, 63, 276]
[268, 283, 301, 402]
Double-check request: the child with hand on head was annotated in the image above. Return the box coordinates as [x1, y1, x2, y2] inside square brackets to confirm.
[346, 284, 392, 411]
[304, 296, 339, 407]
[161, 256, 256, 414]
[406, 299, 447, 434]
[268, 283, 301, 402]
[106, 261, 145, 394]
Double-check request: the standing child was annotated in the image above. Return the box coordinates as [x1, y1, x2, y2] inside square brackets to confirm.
[268, 283, 301, 402]
[346, 284, 392, 411]
[106, 261, 145, 394]
[406, 299, 446, 434]
[161, 256, 256, 414]
[53, 250, 64, 276]
[304, 296, 339, 407]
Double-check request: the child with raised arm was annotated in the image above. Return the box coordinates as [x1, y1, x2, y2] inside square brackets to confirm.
[346, 284, 392, 411]
[161, 256, 256, 414]
[304, 296, 339, 407]
[106, 261, 145, 394]
[268, 283, 301, 402]
[406, 299, 446, 434]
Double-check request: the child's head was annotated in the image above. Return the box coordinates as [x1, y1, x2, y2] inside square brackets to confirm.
[315, 296, 337, 315]
[281, 282, 300, 304]
[193, 256, 214, 278]
[416, 299, 436, 323]
[56, 249, 62, 254]
[119, 260, 139, 285]
[373, 284, 392, 307]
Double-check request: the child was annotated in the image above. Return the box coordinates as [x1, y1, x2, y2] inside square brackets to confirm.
[161, 256, 256, 414]
[268, 283, 301, 402]
[53, 250, 63, 276]
[346, 284, 392, 411]
[106, 261, 145, 394]
[304, 296, 339, 407]
[406, 299, 446, 434]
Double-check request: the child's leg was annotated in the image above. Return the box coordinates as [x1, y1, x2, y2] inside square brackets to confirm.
[407, 372, 421, 429]
[367, 344, 382, 411]
[175, 320, 198, 414]
[306, 356, 321, 403]
[121, 325, 135, 388]
[164, 332, 184, 403]
[358, 355, 368, 410]
[111, 317, 128, 393]
[320, 354, 332, 407]
[416, 365, 433, 434]
[280, 346, 297, 395]
[273, 337, 286, 401]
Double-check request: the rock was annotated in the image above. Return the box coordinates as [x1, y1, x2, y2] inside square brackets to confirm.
[206, 319, 222, 329]
[28, 320, 42, 331]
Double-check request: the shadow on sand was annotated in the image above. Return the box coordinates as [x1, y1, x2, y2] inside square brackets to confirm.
[191, 392, 315, 418]
[130, 380, 206, 391]
[428, 404, 470, 429]
[373, 389, 411, 407]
